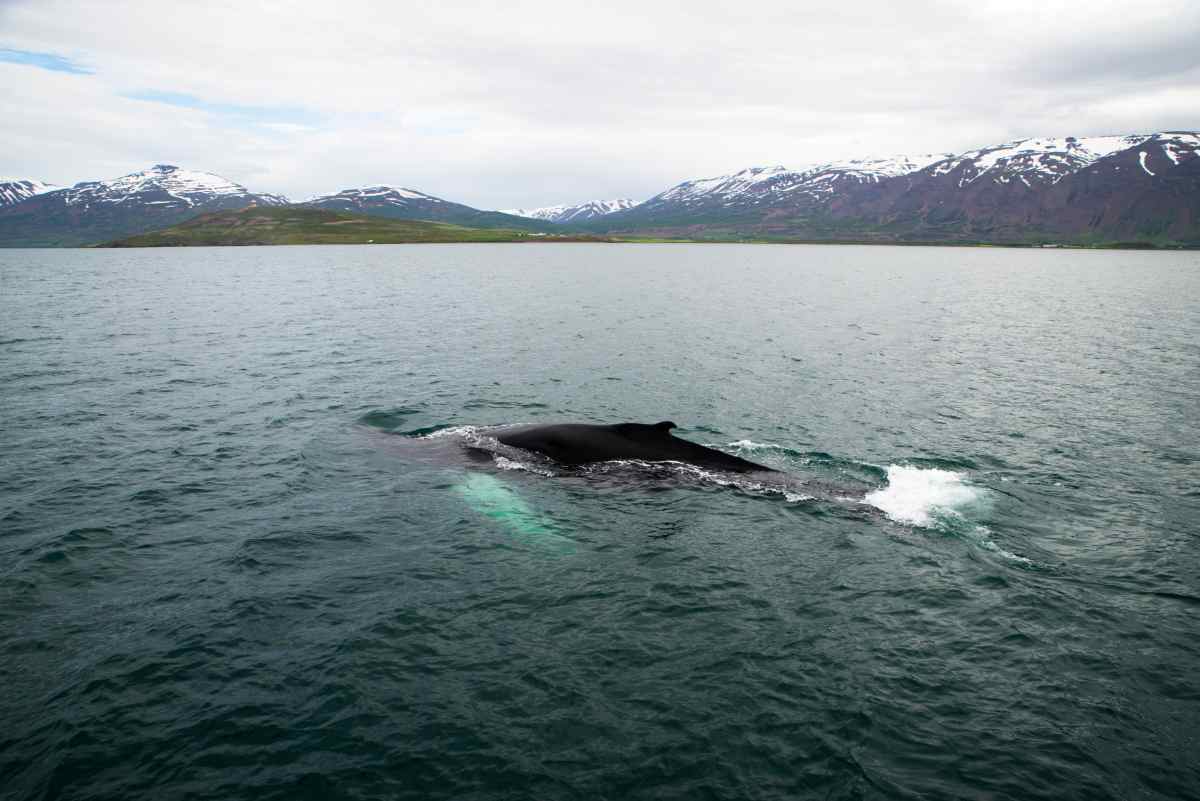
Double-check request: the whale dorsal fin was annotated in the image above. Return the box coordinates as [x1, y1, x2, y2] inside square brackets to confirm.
[613, 421, 677, 439]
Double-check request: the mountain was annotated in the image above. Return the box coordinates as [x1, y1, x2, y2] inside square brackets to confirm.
[5, 133, 1197, 247]
[501, 198, 638, 223]
[617, 155, 949, 223]
[0, 179, 59, 208]
[304, 186, 556, 231]
[591, 132, 1200, 245]
[0, 165, 288, 247]
[821, 133, 1200, 244]
[98, 206, 542, 247]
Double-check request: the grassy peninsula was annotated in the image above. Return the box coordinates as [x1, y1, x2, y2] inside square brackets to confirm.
[98, 206, 608, 247]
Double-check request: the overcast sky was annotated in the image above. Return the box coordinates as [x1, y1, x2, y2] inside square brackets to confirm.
[2, 0, 1198, 208]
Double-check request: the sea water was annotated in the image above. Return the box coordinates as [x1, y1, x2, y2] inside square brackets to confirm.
[1, 244, 1198, 800]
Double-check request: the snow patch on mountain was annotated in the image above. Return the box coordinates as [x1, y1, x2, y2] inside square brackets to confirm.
[502, 198, 638, 223]
[807, 153, 950, 179]
[1137, 151, 1155, 176]
[1158, 132, 1200, 166]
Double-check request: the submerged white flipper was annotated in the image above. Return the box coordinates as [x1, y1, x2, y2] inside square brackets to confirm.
[453, 472, 573, 547]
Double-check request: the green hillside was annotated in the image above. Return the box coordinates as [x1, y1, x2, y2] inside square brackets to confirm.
[98, 206, 576, 247]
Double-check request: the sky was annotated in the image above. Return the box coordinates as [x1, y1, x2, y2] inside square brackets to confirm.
[2, 0, 1198, 209]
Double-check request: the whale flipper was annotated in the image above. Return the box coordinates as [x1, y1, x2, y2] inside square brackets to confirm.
[454, 472, 572, 547]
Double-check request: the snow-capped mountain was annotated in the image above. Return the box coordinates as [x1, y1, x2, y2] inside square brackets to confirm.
[644, 155, 951, 209]
[0, 179, 59, 208]
[2, 132, 1198, 246]
[305, 185, 553, 231]
[306, 185, 445, 211]
[44, 164, 288, 212]
[501, 198, 638, 224]
[593, 132, 1200, 244]
[650, 165, 794, 206]
[925, 134, 1179, 188]
[0, 164, 287, 247]
[627, 134, 1199, 212]
[69, 164, 289, 208]
[792, 154, 951, 197]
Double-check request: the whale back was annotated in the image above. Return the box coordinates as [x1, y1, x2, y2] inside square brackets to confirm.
[494, 421, 774, 473]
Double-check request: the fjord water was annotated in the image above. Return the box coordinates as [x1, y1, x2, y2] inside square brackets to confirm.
[1, 244, 1198, 801]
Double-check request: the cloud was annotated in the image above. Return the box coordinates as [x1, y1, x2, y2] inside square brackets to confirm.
[0, 0, 1197, 208]
[120, 90, 323, 128]
[0, 47, 91, 74]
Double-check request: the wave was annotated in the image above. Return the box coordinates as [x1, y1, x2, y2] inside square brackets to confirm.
[356, 406, 424, 431]
[720, 441, 886, 478]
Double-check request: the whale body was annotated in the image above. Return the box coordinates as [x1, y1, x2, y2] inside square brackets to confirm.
[493, 421, 775, 473]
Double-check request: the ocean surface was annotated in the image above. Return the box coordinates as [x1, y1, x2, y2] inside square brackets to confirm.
[1, 243, 1198, 801]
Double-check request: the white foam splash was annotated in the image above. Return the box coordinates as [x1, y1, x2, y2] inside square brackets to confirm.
[864, 465, 982, 527]
[493, 456, 555, 477]
[976, 534, 1033, 565]
[726, 439, 781, 450]
[419, 425, 482, 439]
[587, 459, 812, 502]
[865, 465, 1032, 565]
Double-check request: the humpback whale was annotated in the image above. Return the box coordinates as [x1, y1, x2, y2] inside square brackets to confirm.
[493, 421, 776, 473]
